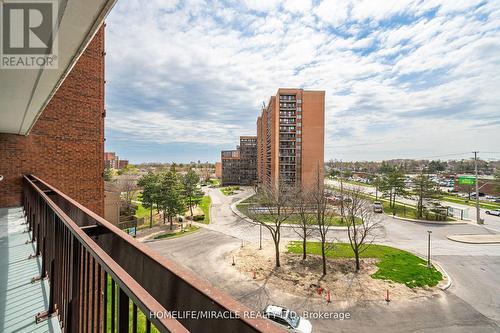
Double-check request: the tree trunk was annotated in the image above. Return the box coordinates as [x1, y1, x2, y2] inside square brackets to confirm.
[355, 250, 360, 272]
[189, 200, 194, 220]
[302, 232, 307, 260]
[169, 216, 173, 230]
[149, 207, 153, 228]
[274, 241, 281, 268]
[321, 241, 327, 276]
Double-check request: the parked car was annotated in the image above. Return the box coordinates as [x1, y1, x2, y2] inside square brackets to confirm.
[373, 201, 383, 213]
[485, 210, 500, 217]
[263, 305, 312, 333]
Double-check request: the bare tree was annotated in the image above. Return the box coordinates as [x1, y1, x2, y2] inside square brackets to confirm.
[309, 166, 336, 276]
[292, 189, 315, 260]
[200, 162, 212, 182]
[341, 186, 384, 272]
[117, 173, 139, 214]
[247, 182, 295, 268]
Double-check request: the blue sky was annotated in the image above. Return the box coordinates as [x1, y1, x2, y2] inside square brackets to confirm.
[104, 0, 500, 163]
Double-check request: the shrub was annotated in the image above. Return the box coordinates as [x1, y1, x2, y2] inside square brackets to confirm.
[193, 214, 205, 221]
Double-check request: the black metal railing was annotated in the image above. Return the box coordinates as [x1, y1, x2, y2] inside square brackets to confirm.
[23, 175, 284, 333]
[23, 175, 188, 332]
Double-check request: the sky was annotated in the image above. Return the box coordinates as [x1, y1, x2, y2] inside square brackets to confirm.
[104, 0, 500, 164]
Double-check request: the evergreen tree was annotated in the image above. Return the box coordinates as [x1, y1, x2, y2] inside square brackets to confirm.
[182, 168, 204, 220]
[158, 170, 185, 230]
[138, 172, 160, 228]
[413, 171, 439, 219]
[380, 168, 407, 208]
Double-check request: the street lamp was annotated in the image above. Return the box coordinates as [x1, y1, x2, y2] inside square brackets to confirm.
[427, 230, 432, 268]
[257, 221, 262, 250]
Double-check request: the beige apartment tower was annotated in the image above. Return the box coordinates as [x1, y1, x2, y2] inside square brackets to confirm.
[257, 88, 325, 189]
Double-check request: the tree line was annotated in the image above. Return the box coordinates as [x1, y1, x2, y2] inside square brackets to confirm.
[246, 169, 383, 276]
[138, 167, 204, 229]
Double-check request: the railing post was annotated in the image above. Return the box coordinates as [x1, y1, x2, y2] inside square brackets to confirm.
[68, 237, 81, 333]
[36, 258, 57, 323]
[117, 288, 129, 332]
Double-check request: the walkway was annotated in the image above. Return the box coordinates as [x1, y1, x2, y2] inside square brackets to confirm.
[0, 207, 60, 333]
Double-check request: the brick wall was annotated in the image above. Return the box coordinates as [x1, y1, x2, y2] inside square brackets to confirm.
[0, 27, 105, 215]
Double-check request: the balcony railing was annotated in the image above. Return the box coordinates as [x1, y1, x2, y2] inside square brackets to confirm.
[23, 175, 284, 333]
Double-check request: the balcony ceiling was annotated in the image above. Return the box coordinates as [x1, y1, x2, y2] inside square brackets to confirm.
[0, 0, 116, 135]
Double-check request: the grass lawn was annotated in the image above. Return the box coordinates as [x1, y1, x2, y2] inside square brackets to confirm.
[440, 195, 500, 210]
[199, 195, 211, 224]
[220, 186, 240, 195]
[134, 203, 160, 230]
[328, 185, 452, 221]
[287, 242, 442, 288]
[208, 178, 221, 187]
[134, 203, 151, 219]
[238, 194, 259, 204]
[236, 203, 360, 226]
[153, 225, 200, 240]
[343, 179, 374, 187]
[378, 198, 452, 221]
[106, 275, 160, 332]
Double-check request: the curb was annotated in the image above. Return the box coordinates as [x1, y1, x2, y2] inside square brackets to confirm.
[446, 234, 500, 244]
[390, 215, 466, 225]
[433, 261, 452, 291]
[411, 252, 452, 291]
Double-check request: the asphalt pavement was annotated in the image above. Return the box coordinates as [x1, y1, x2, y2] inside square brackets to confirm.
[145, 186, 500, 332]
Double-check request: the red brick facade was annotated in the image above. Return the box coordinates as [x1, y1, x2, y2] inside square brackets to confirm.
[0, 27, 105, 215]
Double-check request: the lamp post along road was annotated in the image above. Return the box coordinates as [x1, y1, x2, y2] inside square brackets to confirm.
[259, 223, 262, 250]
[427, 230, 432, 268]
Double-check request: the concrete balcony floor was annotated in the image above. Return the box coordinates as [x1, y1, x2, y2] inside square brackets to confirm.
[0, 207, 61, 333]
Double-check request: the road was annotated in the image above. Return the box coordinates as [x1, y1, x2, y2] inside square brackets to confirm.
[146, 186, 500, 332]
[326, 179, 500, 232]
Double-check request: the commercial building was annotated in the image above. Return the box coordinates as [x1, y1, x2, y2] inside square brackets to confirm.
[221, 136, 258, 185]
[257, 88, 325, 189]
[454, 174, 500, 196]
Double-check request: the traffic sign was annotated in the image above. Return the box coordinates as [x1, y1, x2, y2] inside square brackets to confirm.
[458, 176, 475, 185]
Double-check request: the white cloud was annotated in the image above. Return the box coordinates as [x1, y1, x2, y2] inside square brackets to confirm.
[105, 0, 500, 161]
[283, 0, 312, 13]
[314, 0, 352, 26]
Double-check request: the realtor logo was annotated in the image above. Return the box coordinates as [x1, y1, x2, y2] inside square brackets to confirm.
[1, 0, 58, 69]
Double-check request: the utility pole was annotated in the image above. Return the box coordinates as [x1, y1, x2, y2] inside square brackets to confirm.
[473, 151, 482, 224]
[339, 160, 344, 222]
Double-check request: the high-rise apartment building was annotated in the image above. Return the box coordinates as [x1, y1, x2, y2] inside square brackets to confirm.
[257, 88, 325, 189]
[221, 149, 240, 185]
[239, 136, 258, 184]
[221, 136, 257, 185]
